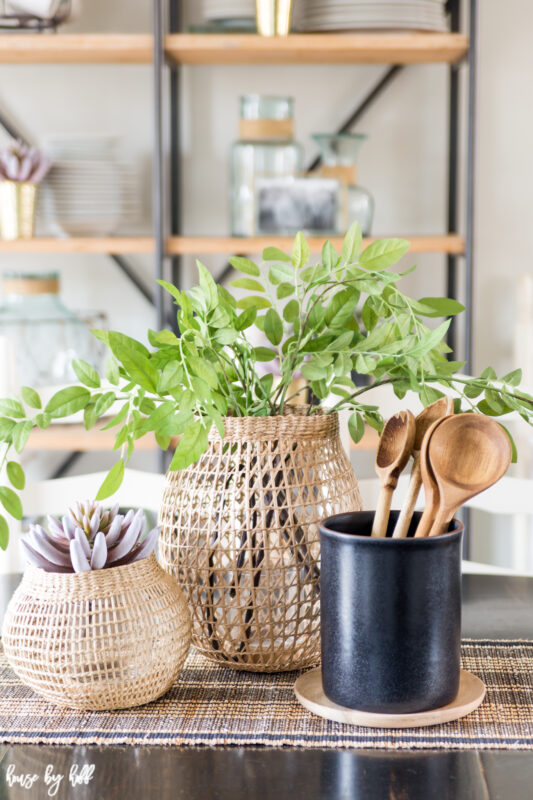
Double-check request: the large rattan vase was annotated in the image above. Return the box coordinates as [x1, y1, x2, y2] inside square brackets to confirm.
[159, 408, 362, 672]
[2, 554, 191, 710]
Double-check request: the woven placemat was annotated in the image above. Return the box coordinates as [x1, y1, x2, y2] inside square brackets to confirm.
[1, 639, 532, 749]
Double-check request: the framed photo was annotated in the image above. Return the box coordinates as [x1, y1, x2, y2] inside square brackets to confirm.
[254, 176, 339, 235]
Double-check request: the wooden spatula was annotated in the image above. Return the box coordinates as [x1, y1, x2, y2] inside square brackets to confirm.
[392, 397, 454, 538]
[426, 414, 512, 537]
[414, 416, 449, 538]
[371, 410, 416, 538]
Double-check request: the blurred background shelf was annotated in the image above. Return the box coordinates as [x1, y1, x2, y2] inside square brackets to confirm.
[0, 234, 465, 256]
[0, 32, 468, 65]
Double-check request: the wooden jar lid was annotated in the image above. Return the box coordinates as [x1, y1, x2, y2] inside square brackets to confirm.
[2, 276, 59, 295]
[239, 118, 294, 140]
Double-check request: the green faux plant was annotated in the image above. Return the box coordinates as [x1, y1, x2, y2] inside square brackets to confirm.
[0, 224, 532, 548]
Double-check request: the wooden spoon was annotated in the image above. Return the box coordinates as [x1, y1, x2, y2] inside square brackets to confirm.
[371, 410, 416, 538]
[392, 397, 454, 538]
[413, 417, 450, 538]
[427, 414, 512, 537]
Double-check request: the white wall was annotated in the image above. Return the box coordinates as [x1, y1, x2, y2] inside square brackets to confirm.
[0, 1, 531, 567]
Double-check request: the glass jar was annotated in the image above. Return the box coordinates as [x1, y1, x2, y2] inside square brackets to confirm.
[312, 133, 374, 236]
[0, 273, 105, 388]
[231, 95, 303, 236]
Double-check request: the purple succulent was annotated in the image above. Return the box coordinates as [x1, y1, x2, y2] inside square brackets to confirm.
[0, 140, 51, 184]
[20, 500, 159, 573]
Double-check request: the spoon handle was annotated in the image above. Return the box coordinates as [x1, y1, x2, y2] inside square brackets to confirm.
[428, 506, 454, 537]
[413, 505, 435, 538]
[371, 486, 394, 538]
[392, 453, 422, 539]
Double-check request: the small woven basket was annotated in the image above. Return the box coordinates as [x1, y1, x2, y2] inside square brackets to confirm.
[159, 408, 362, 672]
[1, 554, 191, 710]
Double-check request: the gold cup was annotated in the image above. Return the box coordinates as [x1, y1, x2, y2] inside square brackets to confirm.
[0, 181, 37, 241]
[256, 0, 293, 36]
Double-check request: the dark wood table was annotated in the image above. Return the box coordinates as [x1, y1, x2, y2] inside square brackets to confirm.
[1, 572, 532, 800]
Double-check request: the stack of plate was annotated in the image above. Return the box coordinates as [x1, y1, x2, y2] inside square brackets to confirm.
[39, 135, 141, 237]
[202, 0, 255, 25]
[294, 0, 448, 32]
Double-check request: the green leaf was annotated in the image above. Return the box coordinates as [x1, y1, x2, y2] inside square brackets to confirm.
[481, 366, 497, 381]
[348, 411, 365, 444]
[0, 417, 15, 441]
[499, 424, 518, 463]
[21, 386, 41, 410]
[84, 403, 97, 431]
[415, 297, 466, 317]
[229, 256, 261, 277]
[35, 413, 51, 429]
[230, 278, 265, 293]
[292, 232, 309, 269]
[6, 461, 25, 491]
[253, 347, 277, 362]
[105, 355, 120, 386]
[277, 283, 294, 299]
[96, 460, 125, 501]
[197, 261, 219, 311]
[189, 358, 219, 389]
[502, 368, 522, 387]
[269, 263, 294, 285]
[407, 320, 451, 360]
[94, 392, 116, 418]
[325, 289, 359, 328]
[158, 279, 182, 304]
[262, 246, 291, 263]
[170, 420, 210, 471]
[341, 221, 363, 264]
[322, 240, 339, 272]
[301, 361, 327, 381]
[361, 297, 378, 331]
[72, 358, 101, 389]
[158, 362, 183, 394]
[264, 309, 283, 346]
[283, 299, 300, 323]
[359, 238, 410, 271]
[236, 295, 272, 311]
[0, 486, 22, 520]
[0, 516, 8, 551]
[45, 386, 91, 419]
[12, 420, 32, 454]
[108, 332, 159, 393]
[0, 398, 25, 418]
[420, 385, 445, 405]
[235, 307, 257, 331]
[149, 329, 180, 347]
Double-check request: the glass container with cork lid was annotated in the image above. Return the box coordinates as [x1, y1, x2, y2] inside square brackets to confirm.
[0, 272, 104, 388]
[231, 95, 303, 236]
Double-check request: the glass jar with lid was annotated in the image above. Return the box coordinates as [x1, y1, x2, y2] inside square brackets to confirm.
[0, 272, 105, 388]
[231, 95, 303, 236]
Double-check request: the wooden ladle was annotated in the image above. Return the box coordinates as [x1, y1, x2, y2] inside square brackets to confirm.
[427, 414, 512, 537]
[414, 416, 450, 538]
[392, 397, 454, 538]
[371, 410, 416, 538]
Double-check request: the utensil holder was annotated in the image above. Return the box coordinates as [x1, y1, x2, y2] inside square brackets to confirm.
[319, 510, 463, 713]
[0, 180, 36, 240]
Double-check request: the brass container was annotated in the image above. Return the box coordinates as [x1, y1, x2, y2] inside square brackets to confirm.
[0, 181, 37, 241]
[256, 0, 293, 36]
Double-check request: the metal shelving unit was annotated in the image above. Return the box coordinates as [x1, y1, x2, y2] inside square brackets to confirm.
[0, 0, 477, 458]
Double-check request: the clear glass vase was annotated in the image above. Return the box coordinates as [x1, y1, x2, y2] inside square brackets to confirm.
[312, 133, 374, 236]
[231, 95, 303, 237]
[0, 272, 105, 388]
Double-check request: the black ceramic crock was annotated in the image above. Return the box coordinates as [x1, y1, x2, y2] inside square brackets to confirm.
[319, 510, 463, 714]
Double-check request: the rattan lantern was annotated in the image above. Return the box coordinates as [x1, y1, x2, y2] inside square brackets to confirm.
[159, 408, 362, 672]
[2, 554, 191, 710]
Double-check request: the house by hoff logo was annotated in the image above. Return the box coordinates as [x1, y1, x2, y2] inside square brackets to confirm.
[5, 763, 95, 796]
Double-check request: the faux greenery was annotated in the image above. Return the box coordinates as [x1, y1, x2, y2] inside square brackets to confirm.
[1, 224, 532, 549]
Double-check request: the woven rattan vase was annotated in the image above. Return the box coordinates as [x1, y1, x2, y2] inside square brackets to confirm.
[1, 554, 191, 710]
[159, 408, 362, 672]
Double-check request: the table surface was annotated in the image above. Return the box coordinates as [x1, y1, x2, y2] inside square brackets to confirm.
[1, 572, 533, 800]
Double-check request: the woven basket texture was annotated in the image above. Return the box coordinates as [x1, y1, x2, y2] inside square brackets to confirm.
[159, 409, 362, 672]
[1, 554, 191, 710]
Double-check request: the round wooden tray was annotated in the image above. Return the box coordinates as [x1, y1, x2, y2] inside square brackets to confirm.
[294, 669, 486, 729]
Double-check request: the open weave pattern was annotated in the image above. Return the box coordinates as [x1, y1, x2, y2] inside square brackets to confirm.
[0, 640, 533, 748]
[1, 555, 192, 711]
[159, 409, 362, 672]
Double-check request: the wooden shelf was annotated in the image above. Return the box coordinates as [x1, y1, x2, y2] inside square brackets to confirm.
[166, 33, 468, 65]
[28, 422, 377, 453]
[0, 34, 153, 64]
[0, 236, 154, 254]
[166, 234, 465, 256]
[0, 234, 464, 256]
[0, 32, 468, 66]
